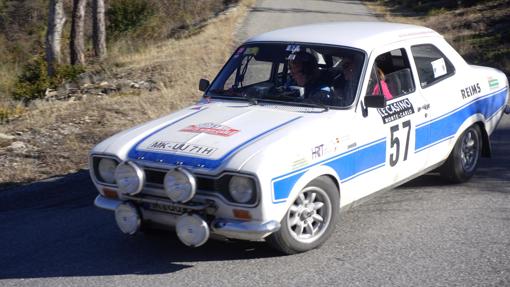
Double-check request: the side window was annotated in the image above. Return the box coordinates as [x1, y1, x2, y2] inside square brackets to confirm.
[365, 48, 416, 100]
[411, 44, 455, 88]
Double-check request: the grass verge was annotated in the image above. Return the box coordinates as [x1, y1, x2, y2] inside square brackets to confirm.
[0, 0, 255, 187]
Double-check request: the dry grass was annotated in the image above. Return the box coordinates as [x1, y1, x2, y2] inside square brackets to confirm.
[0, 0, 255, 186]
[0, 62, 21, 101]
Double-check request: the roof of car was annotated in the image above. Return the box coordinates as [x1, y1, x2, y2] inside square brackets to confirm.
[246, 21, 441, 51]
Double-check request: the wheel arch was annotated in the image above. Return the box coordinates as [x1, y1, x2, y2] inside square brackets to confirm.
[271, 165, 341, 223]
[475, 121, 491, 158]
[451, 114, 489, 157]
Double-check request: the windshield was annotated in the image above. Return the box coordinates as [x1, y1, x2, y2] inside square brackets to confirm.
[206, 43, 365, 108]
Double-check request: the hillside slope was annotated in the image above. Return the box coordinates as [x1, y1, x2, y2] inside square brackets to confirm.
[0, 0, 254, 186]
[366, 0, 509, 75]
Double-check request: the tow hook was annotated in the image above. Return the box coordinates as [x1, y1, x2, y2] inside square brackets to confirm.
[505, 105, 510, 115]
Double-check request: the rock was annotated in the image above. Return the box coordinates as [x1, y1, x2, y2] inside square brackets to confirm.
[130, 82, 141, 89]
[0, 136, 13, 148]
[77, 72, 94, 86]
[0, 133, 15, 140]
[56, 86, 70, 100]
[65, 82, 80, 90]
[44, 88, 58, 100]
[9, 141, 27, 151]
[116, 79, 132, 90]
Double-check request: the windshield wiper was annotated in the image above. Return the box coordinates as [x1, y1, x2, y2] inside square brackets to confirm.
[242, 92, 259, 105]
[299, 101, 329, 112]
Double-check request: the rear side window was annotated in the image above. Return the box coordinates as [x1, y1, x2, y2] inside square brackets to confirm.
[411, 44, 455, 88]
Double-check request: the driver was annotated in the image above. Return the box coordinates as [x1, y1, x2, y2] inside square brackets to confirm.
[288, 52, 331, 103]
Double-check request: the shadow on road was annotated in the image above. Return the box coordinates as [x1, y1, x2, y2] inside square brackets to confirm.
[0, 170, 278, 280]
[1, 115, 508, 279]
[401, 121, 510, 191]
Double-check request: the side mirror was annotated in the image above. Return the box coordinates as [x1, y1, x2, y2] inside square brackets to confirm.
[199, 79, 210, 92]
[364, 95, 386, 108]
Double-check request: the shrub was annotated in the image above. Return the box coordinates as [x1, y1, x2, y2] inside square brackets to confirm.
[12, 56, 85, 102]
[107, 0, 154, 37]
[427, 7, 448, 16]
[12, 56, 50, 102]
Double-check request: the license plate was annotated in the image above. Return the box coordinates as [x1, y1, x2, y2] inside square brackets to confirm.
[146, 202, 186, 215]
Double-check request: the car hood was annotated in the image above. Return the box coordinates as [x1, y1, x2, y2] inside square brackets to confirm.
[92, 102, 305, 170]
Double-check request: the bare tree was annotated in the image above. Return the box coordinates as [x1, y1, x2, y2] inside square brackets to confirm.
[92, 0, 107, 60]
[70, 0, 87, 65]
[45, 0, 66, 76]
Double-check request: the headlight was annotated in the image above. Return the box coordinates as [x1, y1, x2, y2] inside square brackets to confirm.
[114, 161, 144, 195]
[229, 176, 255, 204]
[97, 158, 117, 184]
[164, 168, 196, 203]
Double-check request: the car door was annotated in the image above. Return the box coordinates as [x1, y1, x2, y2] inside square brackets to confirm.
[358, 46, 431, 187]
[408, 41, 463, 167]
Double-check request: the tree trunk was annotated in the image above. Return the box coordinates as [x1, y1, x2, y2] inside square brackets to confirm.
[70, 0, 87, 66]
[92, 0, 107, 60]
[45, 0, 66, 76]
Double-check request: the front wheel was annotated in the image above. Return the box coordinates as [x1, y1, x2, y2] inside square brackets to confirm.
[440, 124, 482, 183]
[267, 176, 339, 254]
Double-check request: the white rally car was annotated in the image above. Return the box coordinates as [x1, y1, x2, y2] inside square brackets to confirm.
[90, 22, 509, 254]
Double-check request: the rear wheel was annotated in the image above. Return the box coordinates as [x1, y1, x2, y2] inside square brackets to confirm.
[440, 124, 482, 183]
[267, 176, 339, 254]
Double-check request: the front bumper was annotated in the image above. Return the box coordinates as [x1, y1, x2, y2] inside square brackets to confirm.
[94, 195, 280, 241]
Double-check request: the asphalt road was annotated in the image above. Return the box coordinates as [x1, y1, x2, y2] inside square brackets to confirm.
[1, 1, 509, 286]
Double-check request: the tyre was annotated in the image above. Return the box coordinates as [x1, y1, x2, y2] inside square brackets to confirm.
[440, 124, 482, 183]
[267, 176, 339, 254]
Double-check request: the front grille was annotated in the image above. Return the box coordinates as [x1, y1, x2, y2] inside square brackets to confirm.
[141, 168, 256, 204]
[144, 169, 230, 192]
[145, 169, 166, 186]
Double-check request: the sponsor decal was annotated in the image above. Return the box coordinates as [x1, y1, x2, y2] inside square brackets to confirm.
[311, 144, 324, 159]
[461, 83, 481, 99]
[431, 57, 447, 78]
[291, 158, 308, 170]
[147, 141, 217, 156]
[488, 77, 499, 90]
[286, 44, 302, 60]
[286, 44, 301, 53]
[377, 98, 415, 124]
[310, 138, 342, 160]
[180, 122, 239, 137]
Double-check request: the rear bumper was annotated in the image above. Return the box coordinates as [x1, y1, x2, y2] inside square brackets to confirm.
[94, 195, 280, 241]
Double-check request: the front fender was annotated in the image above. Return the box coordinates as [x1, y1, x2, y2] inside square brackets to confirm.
[269, 164, 341, 224]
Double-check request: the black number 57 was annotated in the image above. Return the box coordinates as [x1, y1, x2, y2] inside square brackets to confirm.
[389, 120, 411, 167]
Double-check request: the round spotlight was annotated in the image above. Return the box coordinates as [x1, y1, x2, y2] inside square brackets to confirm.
[164, 168, 196, 203]
[114, 161, 144, 195]
[229, 176, 255, 204]
[97, 158, 117, 184]
[114, 203, 140, 235]
[176, 214, 209, 247]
